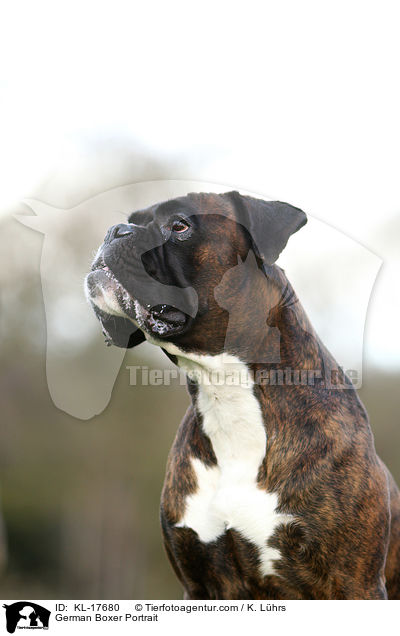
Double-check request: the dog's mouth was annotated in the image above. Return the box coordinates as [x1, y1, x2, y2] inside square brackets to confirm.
[134, 302, 190, 339]
[86, 260, 191, 345]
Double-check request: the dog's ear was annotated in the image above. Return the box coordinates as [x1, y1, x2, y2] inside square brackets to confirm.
[227, 191, 307, 264]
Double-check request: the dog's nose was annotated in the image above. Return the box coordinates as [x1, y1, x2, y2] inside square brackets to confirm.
[105, 223, 136, 243]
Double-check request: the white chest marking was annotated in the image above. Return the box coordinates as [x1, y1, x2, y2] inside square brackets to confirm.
[155, 344, 293, 577]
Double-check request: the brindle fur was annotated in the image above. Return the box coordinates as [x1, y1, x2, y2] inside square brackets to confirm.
[161, 279, 400, 598]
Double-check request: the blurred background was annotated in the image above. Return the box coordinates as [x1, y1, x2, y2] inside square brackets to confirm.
[0, 1, 400, 599]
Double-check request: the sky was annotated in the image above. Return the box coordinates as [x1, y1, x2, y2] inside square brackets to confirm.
[1, 0, 399, 369]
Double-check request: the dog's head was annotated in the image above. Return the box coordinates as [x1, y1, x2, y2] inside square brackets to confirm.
[85, 192, 306, 355]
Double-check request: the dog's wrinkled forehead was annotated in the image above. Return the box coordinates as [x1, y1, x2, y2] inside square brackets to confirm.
[128, 192, 235, 226]
[128, 191, 307, 266]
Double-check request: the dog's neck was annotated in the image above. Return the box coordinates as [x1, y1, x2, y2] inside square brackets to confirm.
[255, 265, 332, 371]
[216, 263, 333, 376]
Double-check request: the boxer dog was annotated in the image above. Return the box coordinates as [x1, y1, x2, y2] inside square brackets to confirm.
[85, 191, 400, 599]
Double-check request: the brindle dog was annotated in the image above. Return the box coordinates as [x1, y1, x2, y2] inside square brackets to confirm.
[85, 191, 400, 599]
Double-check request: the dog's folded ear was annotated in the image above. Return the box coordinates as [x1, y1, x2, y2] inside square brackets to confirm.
[227, 191, 307, 264]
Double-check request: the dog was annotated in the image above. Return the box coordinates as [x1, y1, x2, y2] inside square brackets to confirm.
[85, 191, 400, 599]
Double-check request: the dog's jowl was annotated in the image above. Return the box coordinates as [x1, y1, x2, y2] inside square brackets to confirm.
[85, 191, 400, 600]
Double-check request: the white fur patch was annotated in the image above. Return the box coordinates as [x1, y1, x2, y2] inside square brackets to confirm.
[156, 343, 293, 577]
[89, 286, 125, 316]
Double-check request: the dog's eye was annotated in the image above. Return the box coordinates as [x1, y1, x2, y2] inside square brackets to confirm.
[171, 219, 190, 233]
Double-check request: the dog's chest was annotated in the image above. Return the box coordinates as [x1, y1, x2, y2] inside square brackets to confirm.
[174, 355, 291, 577]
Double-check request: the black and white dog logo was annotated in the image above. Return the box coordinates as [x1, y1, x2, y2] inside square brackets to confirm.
[2, 602, 50, 633]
